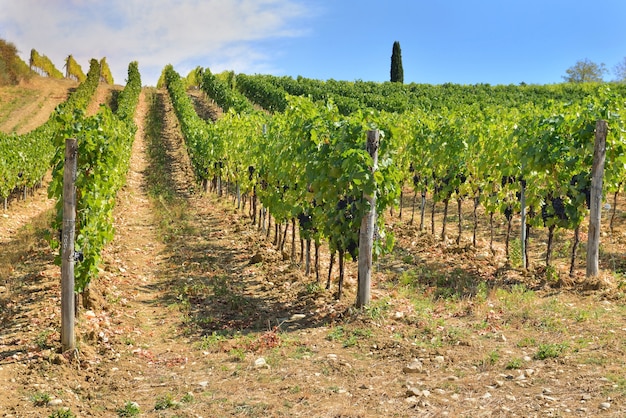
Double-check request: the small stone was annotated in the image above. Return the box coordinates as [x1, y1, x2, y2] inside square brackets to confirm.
[327, 354, 338, 361]
[406, 387, 422, 397]
[494, 380, 505, 388]
[339, 360, 352, 369]
[599, 402, 611, 410]
[523, 356, 532, 362]
[290, 314, 306, 321]
[525, 368, 535, 376]
[249, 253, 263, 265]
[198, 381, 209, 388]
[403, 359, 423, 374]
[48, 399, 63, 406]
[49, 354, 66, 365]
[581, 393, 592, 401]
[405, 396, 419, 404]
[394, 311, 404, 319]
[434, 356, 445, 364]
[254, 357, 268, 368]
[422, 390, 431, 398]
[505, 395, 516, 402]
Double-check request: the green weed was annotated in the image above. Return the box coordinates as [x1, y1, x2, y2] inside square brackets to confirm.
[116, 401, 140, 417]
[534, 343, 568, 360]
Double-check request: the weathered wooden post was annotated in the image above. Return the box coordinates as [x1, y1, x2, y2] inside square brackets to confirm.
[61, 138, 77, 352]
[357, 130, 379, 308]
[520, 178, 527, 269]
[586, 120, 608, 278]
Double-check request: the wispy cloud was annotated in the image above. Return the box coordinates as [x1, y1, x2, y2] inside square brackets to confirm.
[0, 0, 311, 85]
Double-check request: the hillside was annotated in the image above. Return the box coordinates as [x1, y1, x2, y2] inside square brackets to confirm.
[0, 77, 625, 417]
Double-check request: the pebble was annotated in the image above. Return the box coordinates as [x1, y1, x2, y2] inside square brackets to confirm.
[403, 359, 423, 374]
[581, 393, 592, 401]
[327, 354, 337, 361]
[198, 381, 209, 388]
[434, 355, 445, 364]
[254, 357, 268, 368]
[290, 314, 306, 321]
[599, 402, 611, 410]
[48, 399, 63, 406]
[505, 395, 516, 401]
[394, 311, 404, 319]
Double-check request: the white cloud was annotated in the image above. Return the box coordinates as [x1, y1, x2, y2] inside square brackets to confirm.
[0, 0, 310, 85]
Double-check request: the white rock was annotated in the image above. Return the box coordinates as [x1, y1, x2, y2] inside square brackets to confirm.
[403, 359, 423, 374]
[48, 399, 63, 406]
[327, 354, 338, 361]
[254, 357, 268, 368]
[434, 356, 445, 364]
[599, 402, 611, 410]
[394, 311, 404, 319]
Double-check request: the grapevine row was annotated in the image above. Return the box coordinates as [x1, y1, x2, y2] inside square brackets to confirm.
[1, 58, 102, 208]
[48, 61, 142, 293]
[65, 54, 86, 82]
[216, 71, 626, 278]
[166, 66, 401, 297]
[29, 48, 64, 79]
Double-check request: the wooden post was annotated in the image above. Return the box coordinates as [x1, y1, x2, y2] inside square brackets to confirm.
[356, 130, 379, 308]
[586, 120, 608, 278]
[520, 179, 527, 269]
[61, 138, 77, 352]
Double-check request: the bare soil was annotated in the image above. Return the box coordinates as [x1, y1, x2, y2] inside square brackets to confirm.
[0, 79, 625, 417]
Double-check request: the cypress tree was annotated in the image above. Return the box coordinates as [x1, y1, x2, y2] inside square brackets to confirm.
[390, 41, 404, 83]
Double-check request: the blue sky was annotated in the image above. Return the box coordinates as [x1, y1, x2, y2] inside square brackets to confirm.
[1, 0, 625, 86]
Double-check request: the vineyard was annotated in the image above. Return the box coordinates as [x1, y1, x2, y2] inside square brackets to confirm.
[1, 59, 626, 417]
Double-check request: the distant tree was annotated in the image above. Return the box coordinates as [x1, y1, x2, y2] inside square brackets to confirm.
[0, 38, 31, 85]
[562, 58, 607, 83]
[613, 57, 626, 82]
[390, 41, 404, 83]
